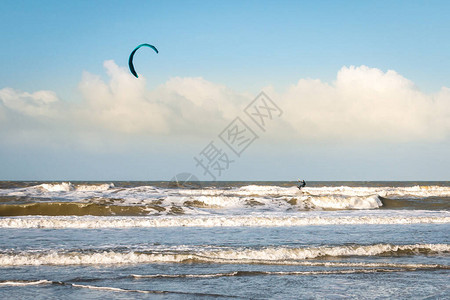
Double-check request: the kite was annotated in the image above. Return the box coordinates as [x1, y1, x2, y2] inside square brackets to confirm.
[128, 44, 158, 78]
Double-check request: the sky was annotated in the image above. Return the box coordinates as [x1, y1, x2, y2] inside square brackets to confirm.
[0, 0, 449, 181]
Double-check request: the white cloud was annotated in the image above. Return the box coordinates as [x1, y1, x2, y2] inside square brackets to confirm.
[0, 62, 449, 148]
[279, 65, 450, 142]
[77, 60, 171, 134]
[76, 60, 245, 136]
[0, 87, 60, 117]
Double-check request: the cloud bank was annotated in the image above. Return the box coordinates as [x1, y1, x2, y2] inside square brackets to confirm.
[280, 66, 450, 142]
[1, 61, 449, 148]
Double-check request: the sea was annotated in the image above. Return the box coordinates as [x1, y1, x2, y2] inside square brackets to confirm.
[0, 181, 448, 299]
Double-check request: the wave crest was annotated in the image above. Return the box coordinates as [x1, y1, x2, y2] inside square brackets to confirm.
[0, 244, 448, 266]
[1, 213, 449, 228]
[37, 182, 114, 192]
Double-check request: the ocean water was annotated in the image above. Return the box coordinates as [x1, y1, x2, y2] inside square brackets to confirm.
[0, 181, 448, 299]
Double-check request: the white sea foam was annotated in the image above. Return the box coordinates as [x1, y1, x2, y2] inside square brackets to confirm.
[1, 211, 448, 228]
[308, 195, 382, 209]
[0, 280, 52, 286]
[0, 279, 220, 296]
[69, 283, 159, 294]
[69, 283, 225, 296]
[300, 185, 450, 198]
[13, 182, 115, 193]
[74, 183, 115, 192]
[4, 183, 450, 200]
[1, 185, 385, 211]
[132, 272, 242, 278]
[131, 268, 413, 279]
[0, 244, 447, 266]
[39, 182, 75, 192]
[1, 183, 448, 214]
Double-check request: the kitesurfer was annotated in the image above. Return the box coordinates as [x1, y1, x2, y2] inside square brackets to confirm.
[297, 179, 306, 190]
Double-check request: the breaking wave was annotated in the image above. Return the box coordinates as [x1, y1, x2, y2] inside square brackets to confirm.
[129, 268, 423, 279]
[38, 183, 114, 192]
[0, 280, 232, 297]
[0, 198, 385, 217]
[0, 280, 52, 286]
[1, 183, 449, 216]
[0, 244, 448, 266]
[1, 212, 448, 228]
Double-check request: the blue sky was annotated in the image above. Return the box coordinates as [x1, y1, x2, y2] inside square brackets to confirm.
[0, 1, 449, 180]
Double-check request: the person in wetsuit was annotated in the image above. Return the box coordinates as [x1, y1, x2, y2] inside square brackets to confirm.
[297, 180, 306, 190]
